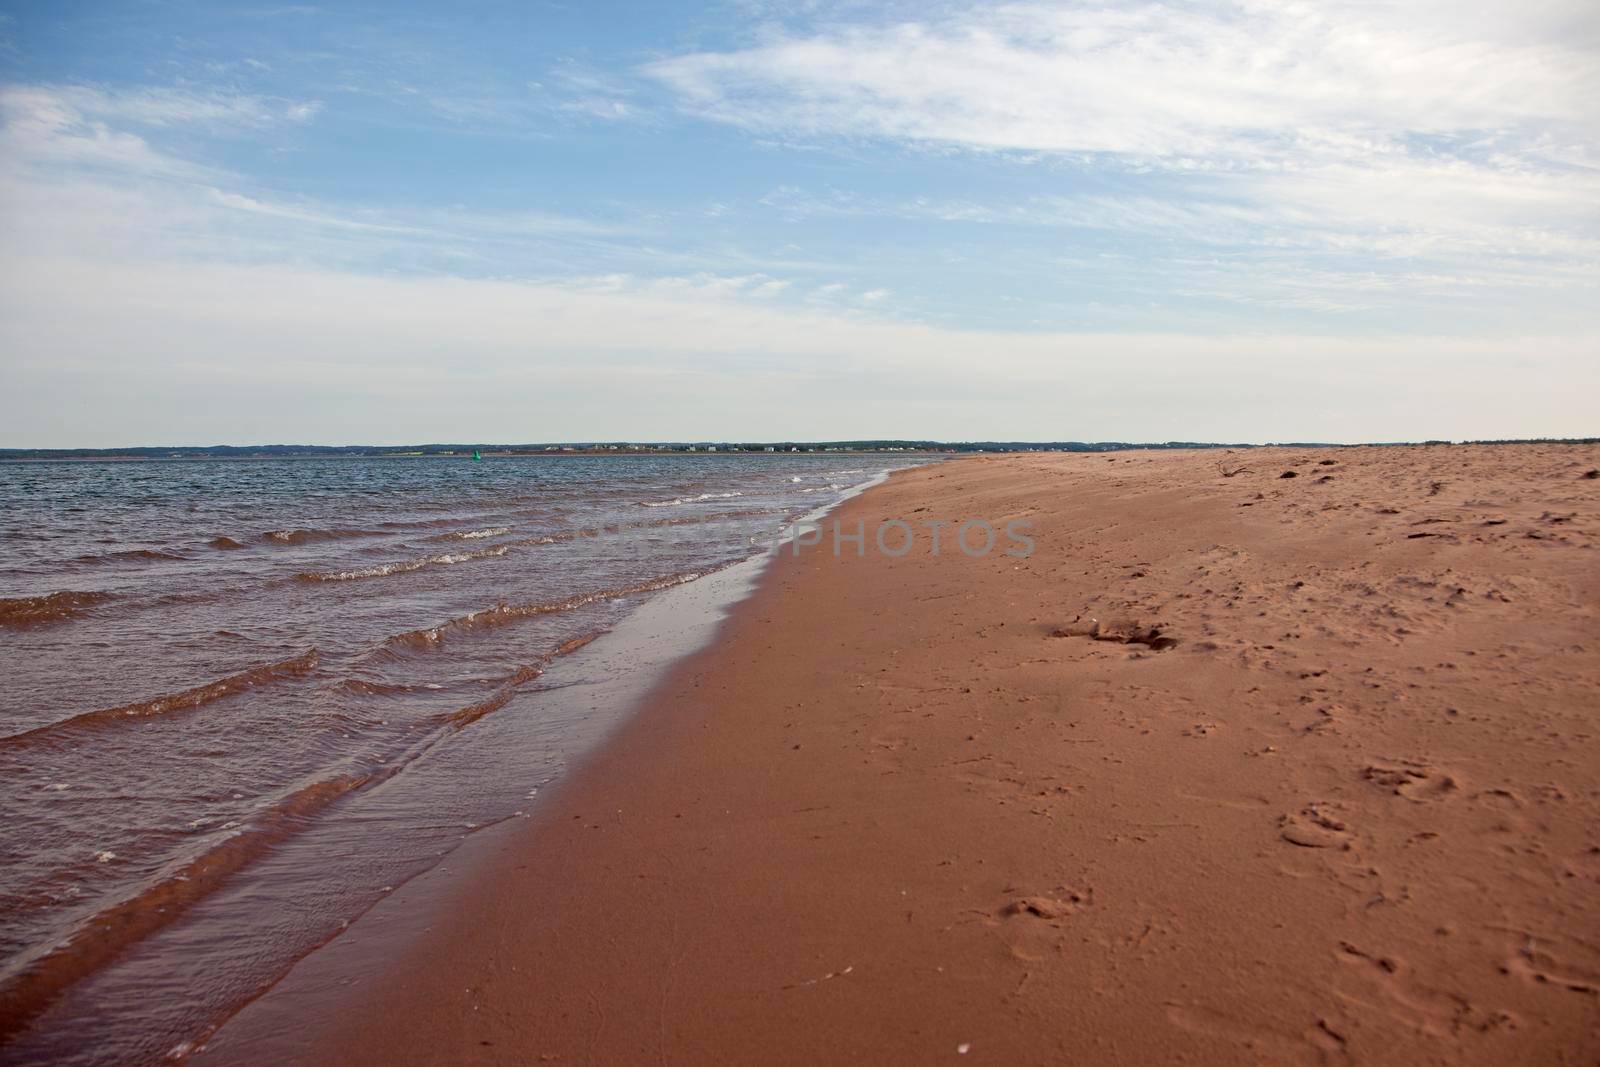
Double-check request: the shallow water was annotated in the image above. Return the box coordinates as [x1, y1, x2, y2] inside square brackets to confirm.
[0, 453, 933, 1062]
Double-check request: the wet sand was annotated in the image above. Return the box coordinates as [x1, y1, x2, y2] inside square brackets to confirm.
[206, 445, 1600, 1064]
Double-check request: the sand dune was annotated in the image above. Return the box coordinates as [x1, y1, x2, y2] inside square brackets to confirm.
[205, 444, 1600, 1064]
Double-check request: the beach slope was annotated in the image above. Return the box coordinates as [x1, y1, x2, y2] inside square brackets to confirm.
[209, 445, 1600, 1064]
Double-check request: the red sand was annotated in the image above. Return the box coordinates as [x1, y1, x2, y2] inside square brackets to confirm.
[207, 445, 1600, 1064]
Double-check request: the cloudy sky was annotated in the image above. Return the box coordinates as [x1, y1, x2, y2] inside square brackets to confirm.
[0, 0, 1595, 446]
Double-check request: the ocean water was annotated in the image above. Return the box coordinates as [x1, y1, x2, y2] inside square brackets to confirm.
[0, 453, 934, 1062]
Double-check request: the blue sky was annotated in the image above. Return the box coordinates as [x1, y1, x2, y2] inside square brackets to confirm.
[0, 1, 1596, 445]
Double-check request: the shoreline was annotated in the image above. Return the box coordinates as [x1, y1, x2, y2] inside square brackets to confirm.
[194, 464, 931, 1062]
[0, 461, 922, 1064]
[171, 468, 906, 1060]
[204, 445, 1599, 1064]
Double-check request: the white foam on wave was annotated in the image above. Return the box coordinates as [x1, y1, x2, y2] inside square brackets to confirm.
[640, 491, 744, 508]
[300, 545, 509, 582]
[448, 526, 511, 540]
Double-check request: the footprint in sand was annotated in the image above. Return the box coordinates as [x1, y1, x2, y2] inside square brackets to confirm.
[1336, 941, 1401, 974]
[1278, 804, 1352, 849]
[980, 887, 1090, 963]
[1499, 934, 1600, 996]
[1361, 761, 1462, 803]
[1302, 704, 1341, 735]
[1000, 892, 1084, 920]
[1049, 618, 1179, 651]
[1464, 788, 1539, 837]
[1337, 941, 1520, 1036]
[1163, 1003, 1331, 1061]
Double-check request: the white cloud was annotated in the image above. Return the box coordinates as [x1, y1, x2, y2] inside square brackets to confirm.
[0, 82, 326, 188]
[29, 84, 321, 130]
[569, 272, 798, 300]
[0, 85, 636, 273]
[647, 1, 1597, 164]
[752, 165, 1600, 315]
[647, 0, 1600, 312]
[0, 85, 208, 179]
[536, 59, 643, 123]
[207, 190, 429, 234]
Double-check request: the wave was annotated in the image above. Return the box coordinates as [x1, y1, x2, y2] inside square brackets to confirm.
[302, 510, 759, 582]
[71, 548, 185, 565]
[0, 591, 113, 628]
[209, 536, 247, 550]
[0, 651, 318, 752]
[0, 615, 614, 1034]
[436, 664, 543, 729]
[332, 677, 437, 697]
[434, 631, 606, 730]
[262, 528, 383, 546]
[551, 631, 604, 657]
[376, 514, 506, 531]
[294, 544, 508, 583]
[641, 491, 744, 508]
[381, 571, 701, 654]
[0, 773, 366, 1035]
[431, 526, 511, 542]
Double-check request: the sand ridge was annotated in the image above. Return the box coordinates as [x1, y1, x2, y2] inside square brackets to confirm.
[208, 444, 1600, 1065]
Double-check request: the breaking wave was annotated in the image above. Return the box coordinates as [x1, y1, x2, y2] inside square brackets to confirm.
[381, 571, 701, 653]
[0, 591, 113, 628]
[431, 526, 511, 541]
[294, 545, 508, 582]
[434, 631, 606, 729]
[641, 491, 744, 508]
[0, 651, 319, 752]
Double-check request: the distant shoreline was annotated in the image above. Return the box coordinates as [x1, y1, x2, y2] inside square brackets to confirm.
[0, 449, 949, 463]
[4, 437, 1594, 462]
[1, 450, 946, 464]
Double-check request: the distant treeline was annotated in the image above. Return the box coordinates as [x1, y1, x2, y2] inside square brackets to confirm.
[1, 438, 1594, 460]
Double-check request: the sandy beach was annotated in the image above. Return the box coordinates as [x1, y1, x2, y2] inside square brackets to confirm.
[204, 444, 1600, 1064]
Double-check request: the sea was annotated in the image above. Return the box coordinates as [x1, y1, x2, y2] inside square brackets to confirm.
[0, 452, 936, 1063]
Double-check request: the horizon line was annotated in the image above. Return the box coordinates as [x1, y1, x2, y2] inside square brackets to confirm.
[4, 436, 1598, 459]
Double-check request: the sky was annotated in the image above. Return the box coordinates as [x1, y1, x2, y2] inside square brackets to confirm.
[0, 0, 1596, 447]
